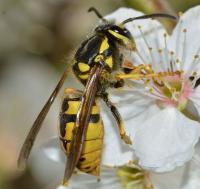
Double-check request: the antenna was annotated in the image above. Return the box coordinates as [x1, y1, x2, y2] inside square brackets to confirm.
[121, 13, 177, 25]
[88, 7, 107, 22]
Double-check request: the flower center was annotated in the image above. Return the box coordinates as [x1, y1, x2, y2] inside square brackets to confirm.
[148, 72, 193, 110]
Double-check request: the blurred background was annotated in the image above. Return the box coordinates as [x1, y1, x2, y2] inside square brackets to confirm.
[0, 0, 199, 189]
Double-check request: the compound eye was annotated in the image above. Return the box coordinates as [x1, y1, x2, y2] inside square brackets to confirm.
[123, 28, 128, 33]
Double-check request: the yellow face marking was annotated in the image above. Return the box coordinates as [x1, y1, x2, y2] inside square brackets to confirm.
[99, 37, 109, 53]
[79, 74, 89, 80]
[78, 62, 90, 72]
[108, 29, 128, 41]
[105, 56, 113, 68]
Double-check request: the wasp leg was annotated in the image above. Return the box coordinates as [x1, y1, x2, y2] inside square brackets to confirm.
[101, 92, 132, 145]
[110, 79, 124, 88]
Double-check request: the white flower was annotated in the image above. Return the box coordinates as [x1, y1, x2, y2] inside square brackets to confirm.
[56, 165, 153, 189]
[34, 139, 200, 189]
[104, 6, 200, 172]
[39, 138, 152, 189]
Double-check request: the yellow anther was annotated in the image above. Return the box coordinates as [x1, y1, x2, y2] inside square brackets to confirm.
[194, 55, 199, 59]
[149, 88, 154, 93]
[178, 12, 184, 17]
[158, 49, 162, 53]
[183, 28, 187, 33]
[170, 51, 174, 55]
[144, 79, 150, 86]
[148, 47, 153, 51]
[192, 71, 197, 76]
[176, 59, 180, 63]
[138, 25, 142, 29]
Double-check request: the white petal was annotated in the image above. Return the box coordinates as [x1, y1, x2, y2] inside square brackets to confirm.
[105, 7, 167, 72]
[150, 165, 185, 189]
[42, 137, 66, 164]
[57, 167, 121, 189]
[101, 90, 159, 165]
[132, 107, 200, 172]
[108, 88, 155, 120]
[168, 6, 200, 74]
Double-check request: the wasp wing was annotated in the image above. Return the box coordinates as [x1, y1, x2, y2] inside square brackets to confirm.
[63, 62, 104, 184]
[18, 67, 69, 169]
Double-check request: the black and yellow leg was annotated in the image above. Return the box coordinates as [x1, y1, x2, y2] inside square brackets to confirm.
[119, 64, 157, 80]
[101, 92, 132, 145]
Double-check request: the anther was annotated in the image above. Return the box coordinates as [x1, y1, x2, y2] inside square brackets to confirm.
[194, 55, 199, 59]
[192, 71, 197, 76]
[158, 49, 163, 53]
[149, 88, 154, 93]
[163, 33, 167, 38]
[178, 12, 184, 17]
[183, 28, 187, 33]
[176, 59, 180, 63]
[148, 47, 153, 51]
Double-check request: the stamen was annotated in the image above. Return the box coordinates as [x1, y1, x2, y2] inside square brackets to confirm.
[163, 33, 170, 71]
[176, 58, 180, 64]
[158, 48, 167, 71]
[186, 48, 200, 76]
[169, 51, 178, 71]
[175, 20, 183, 66]
[152, 24, 166, 71]
[138, 26, 154, 64]
[137, 25, 150, 63]
[145, 88, 169, 101]
[181, 28, 187, 67]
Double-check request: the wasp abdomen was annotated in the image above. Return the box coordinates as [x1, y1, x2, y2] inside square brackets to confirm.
[59, 89, 104, 176]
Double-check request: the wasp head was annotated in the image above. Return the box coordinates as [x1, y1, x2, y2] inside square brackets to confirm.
[95, 24, 136, 51]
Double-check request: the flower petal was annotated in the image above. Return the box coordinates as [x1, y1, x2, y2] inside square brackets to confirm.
[105, 7, 168, 72]
[42, 137, 66, 163]
[108, 88, 155, 120]
[131, 107, 200, 172]
[56, 167, 121, 189]
[168, 6, 200, 74]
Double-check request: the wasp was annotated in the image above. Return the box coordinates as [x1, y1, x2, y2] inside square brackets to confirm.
[17, 7, 176, 185]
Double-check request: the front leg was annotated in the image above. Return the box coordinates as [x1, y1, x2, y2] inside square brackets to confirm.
[101, 92, 132, 145]
[110, 79, 125, 88]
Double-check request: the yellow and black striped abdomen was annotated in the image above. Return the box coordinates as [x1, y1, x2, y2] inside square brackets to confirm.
[59, 89, 104, 176]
